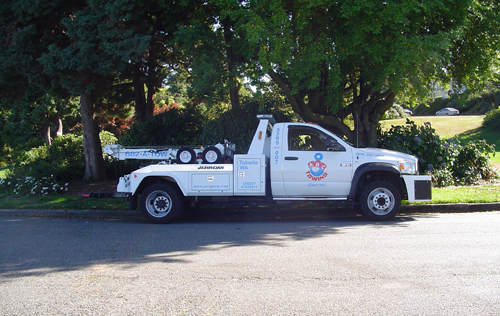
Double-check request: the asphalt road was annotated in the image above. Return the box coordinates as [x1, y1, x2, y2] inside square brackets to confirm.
[1, 212, 499, 315]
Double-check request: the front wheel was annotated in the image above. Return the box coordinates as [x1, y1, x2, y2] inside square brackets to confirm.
[359, 181, 401, 221]
[139, 183, 183, 224]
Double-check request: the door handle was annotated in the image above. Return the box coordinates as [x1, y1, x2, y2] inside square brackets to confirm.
[284, 156, 299, 160]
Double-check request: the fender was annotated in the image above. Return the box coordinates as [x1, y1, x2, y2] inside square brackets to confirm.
[128, 169, 190, 197]
[348, 163, 401, 199]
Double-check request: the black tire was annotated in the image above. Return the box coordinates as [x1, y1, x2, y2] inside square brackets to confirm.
[139, 183, 183, 224]
[176, 146, 196, 164]
[359, 181, 401, 221]
[128, 194, 138, 210]
[201, 146, 222, 164]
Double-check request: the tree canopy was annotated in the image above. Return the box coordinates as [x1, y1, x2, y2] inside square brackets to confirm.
[202, 0, 499, 146]
[1, 0, 180, 180]
[1, 0, 499, 179]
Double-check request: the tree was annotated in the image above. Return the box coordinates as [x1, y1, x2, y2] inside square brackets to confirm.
[119, 0, 191, 123]
[0, 0, 85, 151]
[174, 1, 248, 110]
[38, 0, 151, 180]
[216, 0, 500, 147]
[5, 93, 78, 147]
[1, 0, 154, 180]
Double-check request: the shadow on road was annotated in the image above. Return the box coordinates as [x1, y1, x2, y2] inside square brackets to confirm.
[0, 209, 417, 282]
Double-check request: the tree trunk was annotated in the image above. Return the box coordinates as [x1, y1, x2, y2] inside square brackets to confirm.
[268, 69, 398, 149]
[41, 120, 51, 147]
[80, 92, 107, 181]
[228, 84, 240, 111]
[146, 82, 155, 118]
[54, 113, 63, 137]
[133, 63, 147, 123]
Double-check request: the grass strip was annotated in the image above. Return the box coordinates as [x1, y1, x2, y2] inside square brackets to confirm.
[0, 195, 129, 210]
[1, 184, 498, 211]
[430, 184, 500, 204]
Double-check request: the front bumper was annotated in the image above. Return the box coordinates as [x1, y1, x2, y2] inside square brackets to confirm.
[402, 175, 432, 202]
[117, 176, 132, 193]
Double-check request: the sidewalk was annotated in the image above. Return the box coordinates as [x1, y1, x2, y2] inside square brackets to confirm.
[1, 203, 500, 221]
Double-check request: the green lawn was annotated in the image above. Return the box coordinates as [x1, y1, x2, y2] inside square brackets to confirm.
[0, 183, 498, 211]
[0, 194, 128, 210]
[380, 115, 483, 139]
[431, 184, 500, 204]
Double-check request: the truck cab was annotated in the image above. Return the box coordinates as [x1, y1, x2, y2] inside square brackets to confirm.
[270, 122, 354, 198]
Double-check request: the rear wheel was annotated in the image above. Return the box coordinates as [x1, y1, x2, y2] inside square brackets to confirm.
[128, 194, 138, 210]
[359, 181, 401, 221]
[139, 183, 183, 224]
[176, 147, 196, 164]
[202, 146, 222, 164]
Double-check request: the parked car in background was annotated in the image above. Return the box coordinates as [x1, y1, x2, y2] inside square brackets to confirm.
[435, 108, 459, 116]
[403, 109, 413, 115]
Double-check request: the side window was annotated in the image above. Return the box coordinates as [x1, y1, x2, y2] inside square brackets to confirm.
[288, 127, 326, 151]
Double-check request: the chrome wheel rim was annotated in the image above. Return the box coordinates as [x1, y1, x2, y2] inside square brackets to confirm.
[178, 150, 193, 163]
[145, 190, 172, 218]
[205, 150, 218, 163]
[367, 188, 395, 215]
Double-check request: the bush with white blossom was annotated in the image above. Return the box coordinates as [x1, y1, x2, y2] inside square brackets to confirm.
[0, 175, 68, 196]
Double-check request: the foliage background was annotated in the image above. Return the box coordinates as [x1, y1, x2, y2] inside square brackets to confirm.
[379, 120, 497, 186]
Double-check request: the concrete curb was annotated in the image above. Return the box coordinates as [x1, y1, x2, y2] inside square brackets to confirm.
[1, 203, 500, 220]
[400, 203, 500, 214]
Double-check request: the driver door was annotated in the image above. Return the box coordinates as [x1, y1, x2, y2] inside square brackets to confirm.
[281, 125, 353, 197]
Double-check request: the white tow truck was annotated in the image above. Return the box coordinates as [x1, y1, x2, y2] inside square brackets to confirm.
[101, 115, 431, 223]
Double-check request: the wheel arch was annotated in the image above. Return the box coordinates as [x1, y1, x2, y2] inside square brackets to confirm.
[348, 163, 407, 201]
[135, 175, 185, 197]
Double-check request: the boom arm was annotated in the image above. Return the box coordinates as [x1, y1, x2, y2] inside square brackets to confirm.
[104, 145, 179, 161]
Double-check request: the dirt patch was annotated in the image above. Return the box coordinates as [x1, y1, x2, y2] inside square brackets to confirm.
[64, 179, 119, 196]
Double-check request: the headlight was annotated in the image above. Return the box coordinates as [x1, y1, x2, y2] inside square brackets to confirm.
[398, 159, 417, 174]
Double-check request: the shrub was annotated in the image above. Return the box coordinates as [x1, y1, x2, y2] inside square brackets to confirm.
[413, 97, 452, 116]
[452, 140, 497, 185]
[431, 168, 455, 188]
[0, 175, 68, 196]
[201, 100, 292, 153]
[383, 104, 408, 120]
[10, 134, 85, 181]
[379, 119, 497, 187]
[118, 107, 205, 146]
[482, 108, 500, 131]
[494, 91, 500, 108]
[378, 119, 452, 173]
[2, 131, 118, 195]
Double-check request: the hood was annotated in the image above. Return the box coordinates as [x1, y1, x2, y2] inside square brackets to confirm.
[355, 147, 418, 162]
